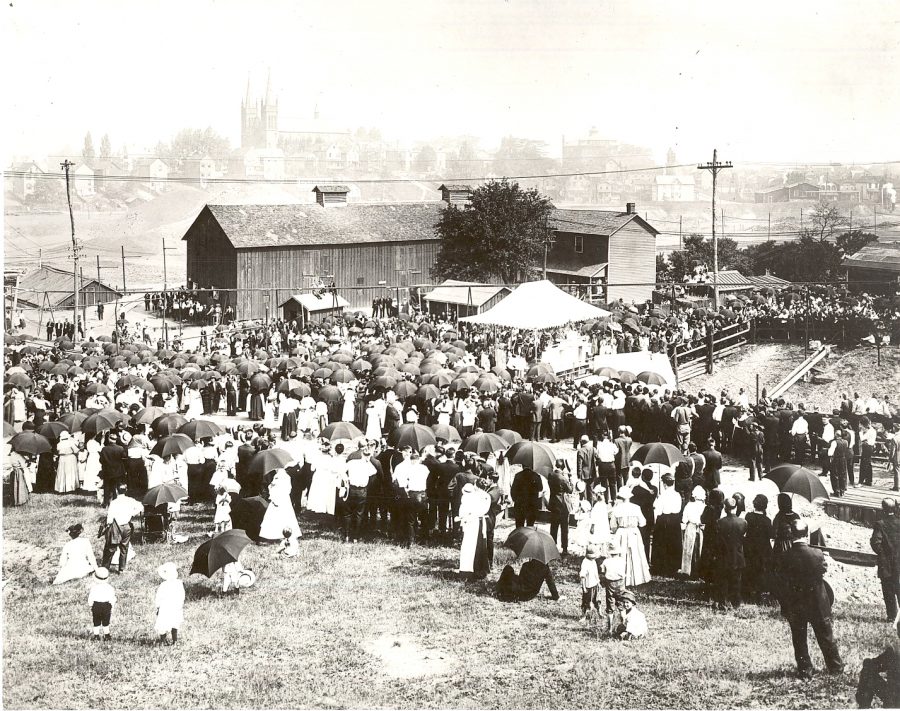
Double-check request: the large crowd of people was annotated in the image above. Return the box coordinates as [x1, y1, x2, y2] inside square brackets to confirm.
[3, 292, 900, 679]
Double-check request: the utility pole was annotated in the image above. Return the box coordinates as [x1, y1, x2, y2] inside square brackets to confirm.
[121, 245, 127, 294]
[874, 206, 878, 236]
[679, 215, 683, 250]
[162, 238, 176, 345]
[96, 255, 102, 323]
[697, 149, 732, 308]
[541, 215, 554, 281]
[800, 208, 803, 233]
[61, 159, 79, 331]
[767, 212, 771, 242]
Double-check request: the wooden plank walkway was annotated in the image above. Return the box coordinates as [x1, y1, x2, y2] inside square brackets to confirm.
[822, 484, 900, 527]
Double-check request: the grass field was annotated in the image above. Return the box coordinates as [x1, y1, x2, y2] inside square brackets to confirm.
[2, 488, 890, 710]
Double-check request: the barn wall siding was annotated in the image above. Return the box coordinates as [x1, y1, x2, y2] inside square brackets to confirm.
[607, 223, 656, 303]
[184, 209, 238, 291]
[234, 240, 440, 320]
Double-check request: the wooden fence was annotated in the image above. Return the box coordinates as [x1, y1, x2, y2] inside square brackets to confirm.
[673, 321, 752, 383]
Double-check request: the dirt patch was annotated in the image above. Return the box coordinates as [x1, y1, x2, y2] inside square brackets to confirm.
[363, 634, 454, 678]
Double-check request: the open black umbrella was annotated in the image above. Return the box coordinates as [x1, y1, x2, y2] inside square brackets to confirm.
[152, 414, 188, 438]
[388, 423, 437, 451]
[143, 482, 188, 507]
[151, 434, 194, 458]
[321, 422, 364, 442]
[59, 412, 88, 433]
[36, 421, 69, 442]
[505, 440, 556, 475]
[82, 409, 128, 438]
[248, 448, 294, 476]
[505, 527, 560, 564]
[190, 529, 252, 578]
[631, 442, 684, 467]
[765, 464, 829, 502]
[9, 431, 51, 455]
[462, 431, 508, 454]
[494, 429, 522, 446]
[178, 419, 224, 442]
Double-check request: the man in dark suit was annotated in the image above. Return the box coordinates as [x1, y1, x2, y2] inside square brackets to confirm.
[702, 440, 723, 491]
[98, 433, 127, 506]
[871, 497, 900, 621]
[780, 519, 844, 679]
[510, 467, 542, 528]
[575, 435, 597, 501]
[716, 497, 748, 609]
[530, 398, 544, 441]
[547, 465, 573, 556]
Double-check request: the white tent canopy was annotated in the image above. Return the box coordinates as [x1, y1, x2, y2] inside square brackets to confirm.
[459, 280, 610, 329]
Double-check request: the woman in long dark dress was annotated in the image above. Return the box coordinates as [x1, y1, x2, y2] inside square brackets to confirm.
[226, 377, 237, 417]
[743, 494, 774, 603]
[698, 488, 725, 596]
[238, 377, 250, 414]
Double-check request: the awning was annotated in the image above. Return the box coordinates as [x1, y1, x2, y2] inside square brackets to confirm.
[279, 293, 350, 313]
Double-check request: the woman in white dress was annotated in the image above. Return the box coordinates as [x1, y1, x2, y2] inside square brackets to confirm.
[589, 484, 612, 550]
[53, 523, 97, 584]
[258, 469, 301, 540]
[608, 489, 651, 587]
[457, 483, 491, 579]
[678, 486, 706, 578]
[185, 387, 203, 419]
[306, 443, 338, 515]
[82, 434, 103, 494]
[54, 431, 80, 493]
[364, 398, 385, 440]
[341, 387, 356, 424]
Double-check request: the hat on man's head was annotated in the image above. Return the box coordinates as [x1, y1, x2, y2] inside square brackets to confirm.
[94, 567, 109, 580]
[618, 590, 636, 605]
[592, 483, 606, 495]
[574, 479, 586, 494]
[157, 562, 179, 581]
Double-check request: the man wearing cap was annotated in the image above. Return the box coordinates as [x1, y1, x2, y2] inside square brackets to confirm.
[871, 497, 900, 621]
[716, 497, 748, 609]
[576, 435, 598, 503]
[510, 466, 543, 529]
[548, 464, 573, 556]
[779, 519, 844, 679]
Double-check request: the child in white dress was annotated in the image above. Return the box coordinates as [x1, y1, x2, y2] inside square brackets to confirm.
[213, 487, 231, 534]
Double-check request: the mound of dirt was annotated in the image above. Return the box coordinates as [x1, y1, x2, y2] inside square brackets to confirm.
[2, 538, 56, 589]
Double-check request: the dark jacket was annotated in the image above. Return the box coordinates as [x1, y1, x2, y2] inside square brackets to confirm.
[779, 541, 833, 620]
[99, 444, 127, 481]
[871, 514, 900, 580]
[510, 468, 543, 509]
[547, 470, 573, 514]
[576, 444, 597, 480]
[716, 513, 748, 570]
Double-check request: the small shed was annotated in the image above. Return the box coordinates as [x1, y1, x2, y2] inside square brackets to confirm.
[16, 265, 122, 309]
[423, 280, 511, 319]
[279, 292, 350, 324]
[843, 241, 900, 293]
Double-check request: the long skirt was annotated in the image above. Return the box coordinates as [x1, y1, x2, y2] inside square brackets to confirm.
[248, 393, 265, 421]
[54, 453, 79, 493]
[459, 516, 489, 578]
[6, 467, 30, 506]
[679, 522, 703, 577]
[281, 412, 297, 441]
[651, 512, 683, 578]
[613, 526, 651, 587]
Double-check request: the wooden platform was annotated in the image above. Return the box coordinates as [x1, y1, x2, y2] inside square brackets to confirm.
[822, 485, 900, 527]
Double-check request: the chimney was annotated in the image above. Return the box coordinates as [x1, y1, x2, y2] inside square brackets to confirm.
[626, 202, 635, 215]
[312, 185, 349, 207]
[439, 183, 472, 205]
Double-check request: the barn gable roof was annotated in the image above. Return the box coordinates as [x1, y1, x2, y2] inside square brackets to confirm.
[550, 209, 659, 237]
[16, 265, 122, 307]
[843, 240, 900, 273]
[189, 203, 445, 249]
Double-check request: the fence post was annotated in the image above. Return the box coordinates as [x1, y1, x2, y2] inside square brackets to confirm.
[672, 345, 679, 387]
[707, 329, 715, 374]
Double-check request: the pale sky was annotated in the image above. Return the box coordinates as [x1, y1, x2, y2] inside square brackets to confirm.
[3, 0, 899, 165]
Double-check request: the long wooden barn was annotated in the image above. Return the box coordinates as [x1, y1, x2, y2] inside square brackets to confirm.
[16, 265, 122, 310]
[181, 186, 443, 320]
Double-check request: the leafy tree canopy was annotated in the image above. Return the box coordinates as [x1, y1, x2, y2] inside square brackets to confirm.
[431, 179, 554, 284]
[82, 132, 95, 161]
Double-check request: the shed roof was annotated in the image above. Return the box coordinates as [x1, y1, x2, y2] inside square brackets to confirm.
[714, 269, 755, 290]
[312, 185, 350, 194]
[550, 209, 659, 237]
[191, 203, 444, 249]
[754, 182, 820, 194]
[279, 293, 350, 312]
[17, 265, 121, 307]
[843, 240, 900, 273]
[438, 184, 472, 192]
[423, 280, 511, 307]
[748, 274, 792, 288]
[546, 263, 608, 279]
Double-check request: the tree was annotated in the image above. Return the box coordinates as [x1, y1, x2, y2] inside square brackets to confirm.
[82, 132, 95, 161]
[100, 134, 111, 160]
[431, 179, 554, 284]
[805, 200, 849, 242]
[493, 136, 557, 177]
[836, 230, 877, 257]
[659, 233, 752, 283]
[157, 127, 231, 161]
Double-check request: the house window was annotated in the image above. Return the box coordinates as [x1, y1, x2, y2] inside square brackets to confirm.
[574, 235, 584, 254]
[356, 277, 364, 285]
